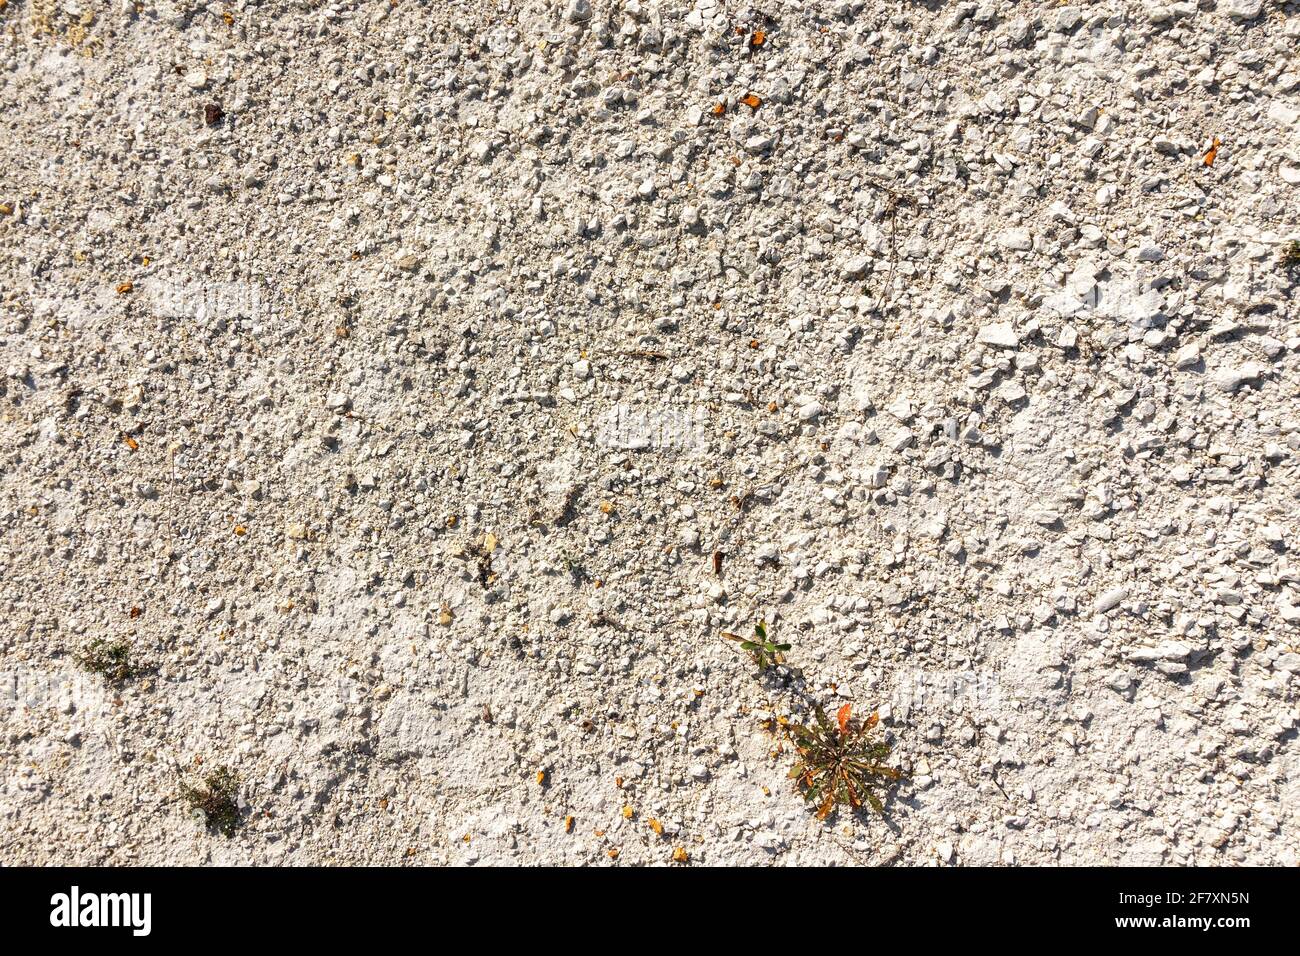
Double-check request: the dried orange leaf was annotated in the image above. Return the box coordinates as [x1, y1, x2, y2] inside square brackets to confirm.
[740, 93, 762, 110]
[837, 703, 852, 735]
[711, 102, 725, 116]
[116, 281, 133, 294]
[647, 817, 664, 835]
[564, 815, 574, 833]
[122, 434, 138, 451]
[864, 711, 879, 730]
[671, 847, 689, 863]
[1203, 136, 1221, 167]
[749, 30, 766, 48]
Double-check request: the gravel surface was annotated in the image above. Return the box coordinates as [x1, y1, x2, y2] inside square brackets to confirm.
[2, 0, 1299, 866]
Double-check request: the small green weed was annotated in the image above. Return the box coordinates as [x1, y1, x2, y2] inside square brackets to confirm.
[75, 638, 145, 685]
[789, 704, 902, 819]
[722, 620, 790, 672]
[181, 766, 241, 837]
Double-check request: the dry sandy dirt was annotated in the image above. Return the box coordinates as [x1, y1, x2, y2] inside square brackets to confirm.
[2, 0, 1299, 866]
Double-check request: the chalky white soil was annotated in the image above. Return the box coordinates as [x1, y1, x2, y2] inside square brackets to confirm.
[2, 0, 1299, 865]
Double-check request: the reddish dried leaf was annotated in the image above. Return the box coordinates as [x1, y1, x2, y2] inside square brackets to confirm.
[837, 703, 852, 735]
[816, 795, 834, 820]
[1203, 136, 1221, 167]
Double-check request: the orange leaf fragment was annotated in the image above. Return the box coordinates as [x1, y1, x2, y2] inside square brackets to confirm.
[837, 703, 852, 735]
[116, 281, 133, 294]
[233, 524, 247, 536]
[1203, 136, 1221, 167]
[749, 30, 766, 48]
[864, 711, 879, 730]
[564, 815, 575, 833]
[740, 93, 762, 110]
[648, 818, 664, 835]
[711, 102, 726, 116]
[672, 847, 689, 863]
[122, 434, 138, 451]
[607, 848, 620, 860]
